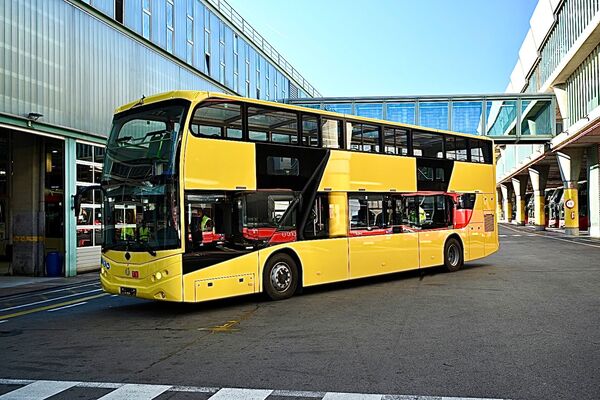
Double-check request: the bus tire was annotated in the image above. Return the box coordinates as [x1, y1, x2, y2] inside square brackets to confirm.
[263, 253, 298, 301]
[444, 237, 463, 272]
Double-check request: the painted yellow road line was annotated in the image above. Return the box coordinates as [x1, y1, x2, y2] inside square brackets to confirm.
[0, 293, 108, 320]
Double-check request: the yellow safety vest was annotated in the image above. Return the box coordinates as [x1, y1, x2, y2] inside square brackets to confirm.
[200, 215, 212, 231]
[139, 226, 150, 241]
[121, 226, 134, 240]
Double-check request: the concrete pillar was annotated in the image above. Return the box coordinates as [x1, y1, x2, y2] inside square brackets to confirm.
[11, 133, 44, 275]
[64, 138, 77, 277]
[553, 84, 569, 129]
[496, 188, 503, 221]
[587, 144, 600, 238]
[500, 184, 513, 223]
[557, 149, 584, 236]
[528, 165, 549, 231]
[511, 175, 528, 225]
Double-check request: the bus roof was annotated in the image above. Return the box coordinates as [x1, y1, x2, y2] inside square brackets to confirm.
[115, 90, 494, 143]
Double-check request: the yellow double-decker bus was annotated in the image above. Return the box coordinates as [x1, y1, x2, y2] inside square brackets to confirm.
[80, 91, 498, 303]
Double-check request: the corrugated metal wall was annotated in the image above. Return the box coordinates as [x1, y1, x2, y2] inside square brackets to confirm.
[0, 0, 225, 137]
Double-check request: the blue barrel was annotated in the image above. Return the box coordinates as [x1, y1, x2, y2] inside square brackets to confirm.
[46, 251, 62, 277]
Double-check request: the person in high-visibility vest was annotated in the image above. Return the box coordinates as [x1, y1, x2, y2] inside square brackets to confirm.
[138, 220, 150, 242]
[191, 208, 213, 249]
[121, 214, 135, 240]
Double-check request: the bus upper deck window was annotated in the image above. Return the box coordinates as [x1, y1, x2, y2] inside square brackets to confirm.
[191, 102, 242, 139]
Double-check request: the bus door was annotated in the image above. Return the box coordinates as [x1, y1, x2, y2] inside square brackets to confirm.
[415, 195, 455, 267]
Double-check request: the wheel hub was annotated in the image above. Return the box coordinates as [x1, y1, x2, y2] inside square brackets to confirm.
[271, 262, 292, 292]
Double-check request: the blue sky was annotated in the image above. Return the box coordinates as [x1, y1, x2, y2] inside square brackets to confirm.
[226, 0, 537, 97]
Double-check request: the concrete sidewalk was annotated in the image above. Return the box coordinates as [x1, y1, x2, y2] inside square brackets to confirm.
[0, 272, 99, 298]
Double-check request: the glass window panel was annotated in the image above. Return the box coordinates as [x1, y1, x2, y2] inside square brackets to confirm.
[452, 101, 483, 134]
[383, 127, 408, 155]
[486, 100, 517, 136]
[386, 103, 415, 124]
[166, 29, 173, 53]
[76, 164, 94, 183]
[445, 136, 468, 161]
[166, 3, 173, 28]
[321, 118, 341, 149]
[187, 17, 193, 42]
[349, 194, 385, 230]
[249, 131, 267, 141]
[350, 123, 362, 151]
[469, 139, 493, 163]
[143, 0, 150, 11]
[190, 102, 242, 138]
[302, 115, 319, 147]
[76, 143, 93, 162]
[93, 147, 105, 164]
[412, 131, 443, 158]
[142, 13, 150, 39]
[267, 157, 299, 176]
[324, 103, 352, 114]
[186, 43, 193, 64]
[362, 125, 380, 153]
[77, 229, 93, 247]
[521, 99, 552, 135]
[419, 102, 448, 130]
[247, 106, 298, 144]
[355, 103, 383, 120]
[226, 128, 242, 139]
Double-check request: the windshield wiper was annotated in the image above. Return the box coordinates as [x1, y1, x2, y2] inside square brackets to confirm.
[133, 239, 157, 257]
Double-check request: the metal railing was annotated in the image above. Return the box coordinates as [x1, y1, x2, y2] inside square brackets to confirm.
[204, 0, 321, 98]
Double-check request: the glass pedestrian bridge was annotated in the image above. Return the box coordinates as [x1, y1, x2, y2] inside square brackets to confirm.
[287, 94, 557, 144]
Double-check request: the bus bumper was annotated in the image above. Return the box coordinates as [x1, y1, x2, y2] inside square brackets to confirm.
[99, 258, 183, 302]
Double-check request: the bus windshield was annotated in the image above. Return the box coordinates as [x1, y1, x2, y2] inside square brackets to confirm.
[102, 183, 180, 253]
[100, 100, 188, 253]
[104, 101, 187, 184]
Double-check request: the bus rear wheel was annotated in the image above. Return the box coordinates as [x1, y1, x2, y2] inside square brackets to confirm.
[263, 253, 298, 301]
[444, 238, 463, 272]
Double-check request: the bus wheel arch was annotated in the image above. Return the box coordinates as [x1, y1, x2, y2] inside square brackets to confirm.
[262, 249, 303, 300]
[443, 234, 464, 272]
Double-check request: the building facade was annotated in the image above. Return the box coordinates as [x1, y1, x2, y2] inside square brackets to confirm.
[0, 0, 318, 276]
[496, 0, 600, 237]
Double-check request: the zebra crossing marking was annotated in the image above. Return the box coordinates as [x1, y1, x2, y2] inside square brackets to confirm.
[0, 378, 508, 400]
[0, 380, 78, 400]
[96, 384, 171, 400]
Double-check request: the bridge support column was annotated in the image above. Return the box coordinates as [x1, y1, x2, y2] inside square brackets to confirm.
[496, 188, 503, 221]
[528, 166, 549, 231]
[500, 184, 513, 223]
[557, 149, 583, 236]
[588, 145, 600, 238]
[511, 176, 528, 225]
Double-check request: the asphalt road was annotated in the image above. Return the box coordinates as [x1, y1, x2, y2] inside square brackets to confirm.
[0, 225, 598, 400]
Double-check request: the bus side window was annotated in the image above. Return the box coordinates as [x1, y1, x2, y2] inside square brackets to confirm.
[190, 102, 242, 139]
[303, 194, 329, 239]
[349, 194, 385, 231]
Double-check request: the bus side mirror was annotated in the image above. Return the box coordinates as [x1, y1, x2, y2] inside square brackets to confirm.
[72, 185, 104, 217]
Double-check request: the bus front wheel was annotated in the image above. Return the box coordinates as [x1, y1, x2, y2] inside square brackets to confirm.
[263, 253, 298, 301]
[444, 238, 463, 272]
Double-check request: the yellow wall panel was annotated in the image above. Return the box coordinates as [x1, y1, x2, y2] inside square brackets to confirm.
[184, 137, 256, 190]
[319, 151, 417, 192]
[448, 162, 496, 194]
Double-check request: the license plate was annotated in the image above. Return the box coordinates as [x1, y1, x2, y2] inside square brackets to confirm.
[120, 287, 137, 296]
